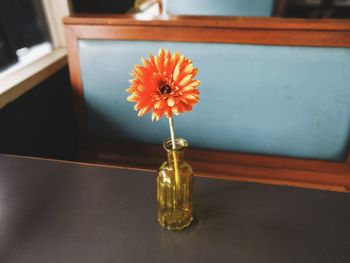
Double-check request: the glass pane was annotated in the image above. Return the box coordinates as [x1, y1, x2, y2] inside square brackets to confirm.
[0, 0, 52, 77]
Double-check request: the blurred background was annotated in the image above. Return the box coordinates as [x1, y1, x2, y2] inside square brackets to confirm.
[1, 0, 349, 73]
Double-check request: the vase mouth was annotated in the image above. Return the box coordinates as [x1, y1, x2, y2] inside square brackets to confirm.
[163, 137, 188, 152]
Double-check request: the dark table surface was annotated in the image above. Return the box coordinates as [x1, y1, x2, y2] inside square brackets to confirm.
[0, 154, 350, 263]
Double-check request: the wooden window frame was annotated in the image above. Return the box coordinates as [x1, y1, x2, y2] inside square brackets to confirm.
[64, 15, 350, 192]
[0, 0, 69, 109]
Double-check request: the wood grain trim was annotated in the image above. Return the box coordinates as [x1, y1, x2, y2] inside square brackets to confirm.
[65, 27, 88, 144]
[9, 151, 347, 193]
[63, 15, 350, 31]
[64, 15, 350, 48]
[80, 142, 350, 192]
[65, 24, 350, 48]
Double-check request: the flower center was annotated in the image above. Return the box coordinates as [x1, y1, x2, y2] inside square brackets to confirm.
[159, 83, 172, 95]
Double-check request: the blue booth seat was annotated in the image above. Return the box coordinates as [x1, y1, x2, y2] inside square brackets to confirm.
[166, 0, 274, 17]
[79, 40, 350, 162]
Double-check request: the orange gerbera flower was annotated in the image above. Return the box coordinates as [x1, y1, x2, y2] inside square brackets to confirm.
[127, 49, 200, 121]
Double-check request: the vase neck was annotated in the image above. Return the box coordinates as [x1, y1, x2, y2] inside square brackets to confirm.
[167, 150, 185, 163]
[163, 137, 188, 164]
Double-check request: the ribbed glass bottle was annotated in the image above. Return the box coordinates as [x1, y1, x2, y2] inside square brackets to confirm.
[157, 137, 193, 230]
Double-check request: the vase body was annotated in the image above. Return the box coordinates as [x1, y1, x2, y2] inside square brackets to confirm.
[157, 137, 193, 230]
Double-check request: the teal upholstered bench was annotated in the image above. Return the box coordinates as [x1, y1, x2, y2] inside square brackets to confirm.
[64, 15, 350, 191]
[78, 40, 350, 161]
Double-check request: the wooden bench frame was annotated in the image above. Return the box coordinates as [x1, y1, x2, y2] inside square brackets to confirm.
[64, 15, 350, 192]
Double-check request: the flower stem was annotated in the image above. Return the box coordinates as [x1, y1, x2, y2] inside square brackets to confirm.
[169, 117, 176, 151]
[168, 117, 180, 208]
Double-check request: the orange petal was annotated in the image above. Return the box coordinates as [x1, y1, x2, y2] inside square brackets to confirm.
[167, 97, 175, 107]
[138, 103, 153, 116]
[177, 55, 185, 68]
[172, 105, 179, 115]
[183, 63, 193, 74]
[164, 49, 171, 62]
[126, 86, 136, 93]
[163, 58, 169, 71]
[183, 93, 199, 101]
[191, 68, 198, 77]
[152, 109, 164, 121]
[158, 48, 165, 58]
[179, 74, 192, 86]
[141, 57, 154, 71]
[181, 85, 195, 93]
[177, 101, 186, 113]
[164, 108, 172, 118]
[167, 52, 178, 74]
[184, 103, 193, 111]
[133, 66, 148, 78]
[134, 99, 152, 110]
[149, 54, 156, 67]
[154, 99, 166, 109]
[127, 94, 140, 102]
[154, 55, 163, 73]
[184, 80, 200, 88]
[193, 89, 200, 94]
[173, 64, 180, 81]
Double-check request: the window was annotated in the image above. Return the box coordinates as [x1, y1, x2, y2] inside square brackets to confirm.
[0, 0, 53, 78]
[0, 0, 69, 109]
